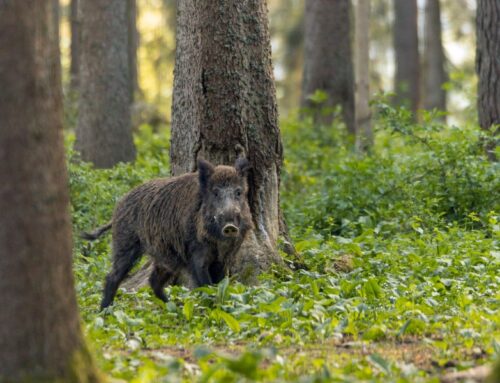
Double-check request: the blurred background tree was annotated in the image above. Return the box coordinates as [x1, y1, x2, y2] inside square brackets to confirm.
[301, 0, 355, 134]
[393, 0, 420, 116]
[476, 0, 500, 160]
[75, 0, 136, 168]
[355, 0, 373, 152]
[423, 0, 448, 116]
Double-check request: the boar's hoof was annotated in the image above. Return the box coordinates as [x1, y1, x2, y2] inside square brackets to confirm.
[222, 224, 239, 237]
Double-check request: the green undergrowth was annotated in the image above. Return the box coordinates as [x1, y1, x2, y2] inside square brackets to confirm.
[69, 105, 499, 382]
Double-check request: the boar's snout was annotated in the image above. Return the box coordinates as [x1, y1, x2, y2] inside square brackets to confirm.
[219, 209, 241, 238]
[222, 223, 239, 237]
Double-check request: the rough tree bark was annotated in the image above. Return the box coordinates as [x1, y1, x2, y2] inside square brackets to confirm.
[476, 0, 500, 161]
[53, 0, 60, 46]
[0, 1, 101, 381]
[301, 0, 355, 134]
[128, 0, 140, 101]
[70, 0, 80, 91]
[355, 0, 373, 152]
[393, 0, 420, 115]
[170, 0, 287, 279]
[423, 0, 447, 115]
[75, 0, 136, 168]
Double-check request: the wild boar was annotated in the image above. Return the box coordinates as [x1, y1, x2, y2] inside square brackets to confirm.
[82, 158, 253, 309]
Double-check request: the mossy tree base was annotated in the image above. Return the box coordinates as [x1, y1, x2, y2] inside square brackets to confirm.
[1, 346, 102, 383]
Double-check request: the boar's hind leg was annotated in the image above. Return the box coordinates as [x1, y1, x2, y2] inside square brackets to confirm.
[101, 240, 142, 309]
[149, 265, 171, 302]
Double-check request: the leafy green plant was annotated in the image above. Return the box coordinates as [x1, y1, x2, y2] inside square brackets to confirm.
[69, 114, 499, 382]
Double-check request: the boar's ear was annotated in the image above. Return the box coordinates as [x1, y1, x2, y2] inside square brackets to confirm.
[235, 157, 251, 178]
[198, 158, 215, 190]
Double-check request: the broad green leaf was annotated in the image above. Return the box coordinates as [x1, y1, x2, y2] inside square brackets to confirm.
[183, 300, 194, 321]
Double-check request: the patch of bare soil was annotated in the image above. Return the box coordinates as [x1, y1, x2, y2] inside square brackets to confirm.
[111, 339, 493, 382]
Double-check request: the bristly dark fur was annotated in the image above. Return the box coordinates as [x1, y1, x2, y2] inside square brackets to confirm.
[82, 158, 254, 309]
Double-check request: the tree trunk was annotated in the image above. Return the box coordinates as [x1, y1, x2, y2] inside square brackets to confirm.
[301, 0, 355, 135]
[53, 0, 60, 46]
[170, 0, 286, 280]
[76, 0, 136, 168]
[393, 0, 420, 115]
[0, 1, 101, 381]
[355, 0, 373, 152]
[70, 0, 80, 91]
[423, 0, 447, 115]
[128, 0, 140, 101]
[476, 0, 500, 161]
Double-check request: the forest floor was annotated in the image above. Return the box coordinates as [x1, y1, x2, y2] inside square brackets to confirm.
[70, 110, 499, 382]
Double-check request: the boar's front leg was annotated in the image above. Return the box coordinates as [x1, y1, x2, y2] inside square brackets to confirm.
[209, 260, 225, 284]
[189, 244, 217, 287]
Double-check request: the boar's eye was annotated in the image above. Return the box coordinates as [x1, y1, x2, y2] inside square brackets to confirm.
[235, 188, 242, 198]
[212, 188, 220, 197]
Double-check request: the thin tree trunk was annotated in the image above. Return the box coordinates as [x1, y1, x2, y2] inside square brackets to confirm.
[128, 0, 140, 101]
[170, 0, 286, 279]
[355, 0, 373, 152]
[70, 0, 80, 91]
[76, 0, 136, 168]
[476, 0, 500, 161]
[393, 0, 420, 115]
[0, 1, 100, 381]
[423, 0, 447, 116]
[301, 0, 355, 135]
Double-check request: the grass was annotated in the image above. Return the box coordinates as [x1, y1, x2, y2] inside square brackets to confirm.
[69, 106, 499, 382]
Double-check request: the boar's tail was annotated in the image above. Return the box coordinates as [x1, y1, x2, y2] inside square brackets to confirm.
[80, 222, 112, 241]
